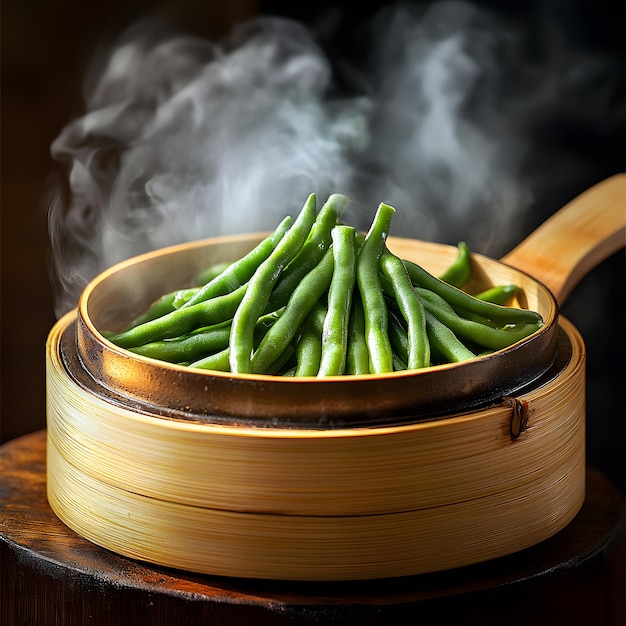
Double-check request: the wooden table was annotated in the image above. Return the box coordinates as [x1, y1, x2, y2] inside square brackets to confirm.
[1, 430, 624, 626]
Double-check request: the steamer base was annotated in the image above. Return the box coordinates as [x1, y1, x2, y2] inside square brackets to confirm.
[1, 431, 624, 626]
[44, 313, 588, 581]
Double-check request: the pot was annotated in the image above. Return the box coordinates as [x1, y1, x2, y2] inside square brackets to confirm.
[74, 173, 625, 427]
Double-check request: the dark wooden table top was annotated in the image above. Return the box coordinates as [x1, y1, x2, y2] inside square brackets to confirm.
[1, 429, 624, 625]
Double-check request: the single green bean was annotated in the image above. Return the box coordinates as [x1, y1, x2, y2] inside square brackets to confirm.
[416, 288, 542, 351]
[123, 291, 182, 330]
[250, 247, 335, 374]
[126, 286, 202, 330]
[187, 347, 231, 371]
[307, 302, 329, 334]
[424, 311, 477, 363]
[295, 319, 322, 377]
[266, 344, 296, 376]
[187, 311, 284, 371]
[356, 202, 396, 374]
[181, 215, 293, 309]
[354, 232, 366, 251]
[107, 284, 247, 349]
[387, 308, 409, 363]
[318, 225, 357, 377]
[229, 194, 318, 373]
[380, 251, 430, 369]
[128, 321, 232, 362]
[404, 287, 497, 330]
[404, 258, 543, 325]
[387, 309, 409, 366]
[252, 308, 285, 344]
[193, 261, 231, 286]
[266, 194, 348, 312]
[439, 241, 471, 288]
[129, 308, 284, 365]
[393, 351, 408, 371]
[474, 284, 520, 305]
[345, 292, 369, 375]
[450, 306, 502, 328]
[172, 287, 202, 309]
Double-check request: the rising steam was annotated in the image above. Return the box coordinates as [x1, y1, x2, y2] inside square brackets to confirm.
[48, 1, 622, 317]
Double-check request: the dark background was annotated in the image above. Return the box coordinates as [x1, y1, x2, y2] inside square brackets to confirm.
[2, 0, 624, 493]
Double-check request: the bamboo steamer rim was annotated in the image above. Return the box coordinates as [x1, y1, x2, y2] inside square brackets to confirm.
[46, 310, 581, 446]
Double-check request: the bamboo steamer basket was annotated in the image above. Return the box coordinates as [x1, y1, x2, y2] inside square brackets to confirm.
[46, 174, 625, 581]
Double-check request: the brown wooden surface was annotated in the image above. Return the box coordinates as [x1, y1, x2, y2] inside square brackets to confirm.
[1, 429, 624, 626]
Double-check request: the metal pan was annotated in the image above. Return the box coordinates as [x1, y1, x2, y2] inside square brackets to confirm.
[73, 174, 625, 427]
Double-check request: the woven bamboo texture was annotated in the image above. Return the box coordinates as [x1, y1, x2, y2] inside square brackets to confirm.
[47, 311, 585, 581]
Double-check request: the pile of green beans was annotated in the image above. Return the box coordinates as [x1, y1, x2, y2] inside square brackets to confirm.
[105, 194, 543, 376]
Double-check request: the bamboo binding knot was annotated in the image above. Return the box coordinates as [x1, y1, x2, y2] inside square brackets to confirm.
[504, 396, 531, 440]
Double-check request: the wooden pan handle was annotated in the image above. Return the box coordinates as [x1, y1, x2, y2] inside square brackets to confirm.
[501, 173, 626, 307]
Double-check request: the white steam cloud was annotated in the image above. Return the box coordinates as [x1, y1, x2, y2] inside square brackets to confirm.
[48, 1, 621, 317]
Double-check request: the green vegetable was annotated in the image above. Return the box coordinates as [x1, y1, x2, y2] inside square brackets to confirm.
[128, 321, 231, 362]
[187, 347, 231, 371]
[266, 344, 296, 375]
[250, 247, 334, 374]
[107, 284, 247, 349]
[122, 290, 187, 331]
[182, 215, 293, 309]
[193, 261, 231, 286]
[439, 241, 471, 288]
[392, 351, 408, 371]
[380, 250, 430, 370]
[424, 311, 477, 363]
[356, 202, 396, 374]
[474, 284, 520, 305]
[387, 309, 409, 365]
[318, 225, 357, 377]
[122, 285, 203, 332]
[229, 194, 318, 373]
[106, 192, 544, 377]
[416, 288, 542, 351]
[404, 258, 542, 325]
[266, 194, 348, 312]
[345, 292, 369, 375]
[187, 310, 284, 371]
[172, 287, 203, 309]
[295, 319, 322, 377]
